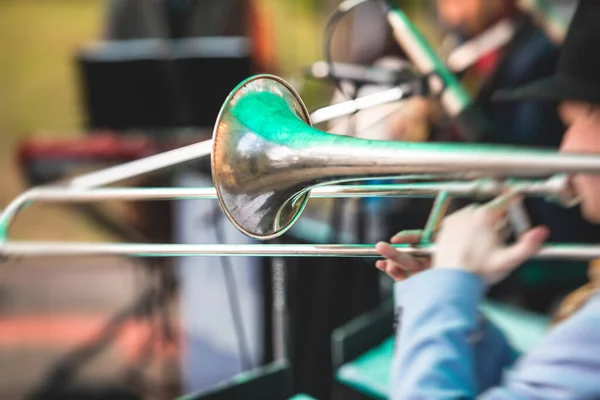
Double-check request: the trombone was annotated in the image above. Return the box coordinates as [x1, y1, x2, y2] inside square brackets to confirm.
[1, 74, 600, 260]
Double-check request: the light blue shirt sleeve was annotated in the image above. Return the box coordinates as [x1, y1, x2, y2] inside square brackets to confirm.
[391, 268, 600, 400]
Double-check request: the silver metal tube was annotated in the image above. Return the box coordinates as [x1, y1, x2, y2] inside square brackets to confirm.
[310, 85, 412, 125]
[1, 242, 600, 260]
[16, 177, 574, 203]
[68, 139, 213, 188]
[0, 177, 571, 250]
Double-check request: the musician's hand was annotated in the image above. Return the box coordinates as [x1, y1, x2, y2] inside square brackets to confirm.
[433, 192, 550, 285]
[375, 230, 430, 282]
[387, 97, 436, 142]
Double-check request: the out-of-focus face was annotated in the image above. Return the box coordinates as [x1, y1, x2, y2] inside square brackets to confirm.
[437, 0, 511, 37]
[559, 101, 600, 223]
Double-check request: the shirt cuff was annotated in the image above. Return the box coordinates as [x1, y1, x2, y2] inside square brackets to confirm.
[394, 268, 487, 319]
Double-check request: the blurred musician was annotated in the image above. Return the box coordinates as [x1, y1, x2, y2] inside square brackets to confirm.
[346, 0, 597, 312]
[344, 0, 563, 143]
[376, 1, 600, 398]
[433, 0, 599, 313]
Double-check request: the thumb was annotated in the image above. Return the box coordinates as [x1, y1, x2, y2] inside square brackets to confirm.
[489, 226, 550, 271]
[376, 242, 420, 271]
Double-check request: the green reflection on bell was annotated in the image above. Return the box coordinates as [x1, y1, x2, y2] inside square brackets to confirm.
[212, 74, 314, 241]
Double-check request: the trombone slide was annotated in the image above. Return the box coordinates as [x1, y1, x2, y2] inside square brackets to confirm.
[2, 242, 600, 260]
[0, 177, 581, 260]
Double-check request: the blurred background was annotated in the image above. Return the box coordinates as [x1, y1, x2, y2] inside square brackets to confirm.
[0, 1, 581, 399]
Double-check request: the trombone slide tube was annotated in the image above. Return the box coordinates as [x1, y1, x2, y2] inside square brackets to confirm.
[68, 139, 213, 188]
[8, 178, 574, 202]
[0, 177, 575, 258]
[0, 177, 571, 239]
[0, 157, 592, 261]
[2, 242, 600, 260]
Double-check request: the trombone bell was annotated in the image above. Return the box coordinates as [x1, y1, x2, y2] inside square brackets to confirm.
[212, 75, 314, 240]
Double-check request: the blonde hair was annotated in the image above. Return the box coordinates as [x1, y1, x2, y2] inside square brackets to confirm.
[552, 262, 600, 324]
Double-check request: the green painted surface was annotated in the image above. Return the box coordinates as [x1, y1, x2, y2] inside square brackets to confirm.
[337, 337, 395, 400]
